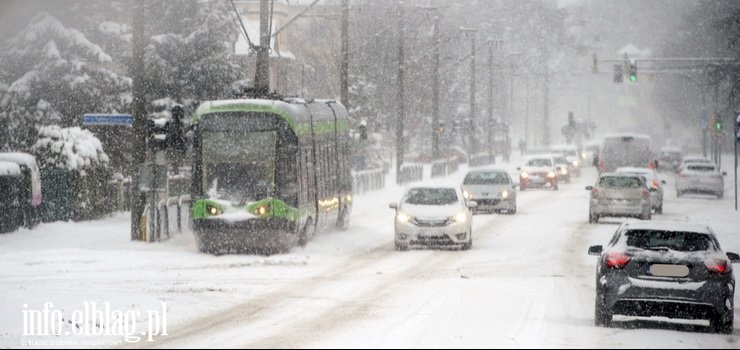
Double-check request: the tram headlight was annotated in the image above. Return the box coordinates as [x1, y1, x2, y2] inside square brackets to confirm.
[206, 204, 222, 216]
[253, 204, 270, 217]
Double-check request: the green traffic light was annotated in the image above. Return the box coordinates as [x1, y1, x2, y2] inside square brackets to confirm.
[629, 75, 637, 82]
[715, 122, 722, 131]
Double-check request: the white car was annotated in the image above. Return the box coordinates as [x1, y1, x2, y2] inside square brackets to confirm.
[616, 167, 666, 214]
[462, 168, 517, 214]
[389, 184, 476, 250]
[676, 162, 726, 199]
[677, 156, 712, 172]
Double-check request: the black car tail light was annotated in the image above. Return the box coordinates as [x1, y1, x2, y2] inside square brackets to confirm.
[705, 259, 730, 275]
[604, 252, 631, 269]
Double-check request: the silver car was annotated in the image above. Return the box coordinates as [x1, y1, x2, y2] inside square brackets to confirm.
[616, 167, 666, 214]
[676, 162, 726, 199]
[390, 184, 476, 250]
[462, 168, 517, 214]
[587, 173, 652, 223]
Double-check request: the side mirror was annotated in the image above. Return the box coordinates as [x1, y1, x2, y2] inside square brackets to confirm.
[389, 202, 397, 210]
[649, 187, 657, 193]
[661, 180, 666, 185]
[588, 245, 603, 256]
[512, 184, 517, 189]
[585, 186, 594, 191]
[727, 252, 740, 263]
[467, 200, 478, 209]
[516, 166, 521, 171]
[722, 171, 727, 176]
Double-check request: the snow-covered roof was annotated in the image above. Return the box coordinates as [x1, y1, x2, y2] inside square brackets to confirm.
[0, 152, 39, 171]
[620, 220, 711, 235]
[0, 161, 22, 176]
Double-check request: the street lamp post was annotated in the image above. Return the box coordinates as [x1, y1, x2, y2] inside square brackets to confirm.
[461, 27, 477, 156]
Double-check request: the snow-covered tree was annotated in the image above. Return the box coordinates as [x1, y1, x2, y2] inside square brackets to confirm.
[142, 0, 246, 107]
[0, 12, 131, 151]
[31, 125, 112, 221]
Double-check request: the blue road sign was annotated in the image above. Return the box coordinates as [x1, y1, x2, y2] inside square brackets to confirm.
[699, 115, 709, 130]
[82, 114, 133, 126]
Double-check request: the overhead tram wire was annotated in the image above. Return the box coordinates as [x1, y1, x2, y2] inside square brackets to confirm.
[229, 0, 256, 51]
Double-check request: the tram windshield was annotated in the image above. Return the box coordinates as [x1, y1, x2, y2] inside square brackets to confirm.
[201, 130, 277, 203]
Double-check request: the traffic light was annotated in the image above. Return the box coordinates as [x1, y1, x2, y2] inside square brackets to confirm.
[628, 62, 637, 82]
[613, 64, 623, 83]
[715, 115, 723, 131]
[147, 119, 169, 152]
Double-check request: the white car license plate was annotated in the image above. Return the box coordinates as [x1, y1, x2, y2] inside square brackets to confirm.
[649, 264, 689, 277]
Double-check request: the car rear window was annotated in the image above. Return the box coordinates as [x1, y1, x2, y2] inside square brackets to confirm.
[404, 188, 458, 205]
[464, 172, 510, 185]
[598, 176, 643, 188]
[526, 159, 552, 167]
[624, 230, 715, 252]
[687, 165, 715, 172]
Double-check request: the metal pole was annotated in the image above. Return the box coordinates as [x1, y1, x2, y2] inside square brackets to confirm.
[130, 0, 147, 241]
[487, 39, 494, 161]
[340, 0, 349, 108]
[543, 52, 550, 147]
[432, 15, 440, 160]
[255, 0, 270, 95]
[395, 0, 405, 185]
[470, 31, 477, 156]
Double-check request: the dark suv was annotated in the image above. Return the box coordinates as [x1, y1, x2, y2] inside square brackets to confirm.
[588, 221, 739, 333]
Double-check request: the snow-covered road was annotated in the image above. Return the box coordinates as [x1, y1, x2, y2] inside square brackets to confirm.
[1, 157, 739, 348]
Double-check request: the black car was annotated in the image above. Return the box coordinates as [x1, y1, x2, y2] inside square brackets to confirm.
[588, 221, 739, 333]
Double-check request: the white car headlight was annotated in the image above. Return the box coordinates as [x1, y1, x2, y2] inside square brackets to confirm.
[463, 190, 472, 199]
[547, 171, 556, 178]
[501, 190, 509, 199]
[521, 172, 529, 179]
[454, 210, 467, 223]
[396, 212, 412, 223]
[572, 160, 580, 167]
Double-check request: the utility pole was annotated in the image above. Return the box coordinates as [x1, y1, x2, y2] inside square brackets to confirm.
[461, 28, 477, 155]
[431, 15, 440, 160]
[130, 0, 146, 241]
[487, 39, 495, 161]
[417, 5, 440, 159]
[340, 0, 349, 108]
[254, 0, 270, 95]
[395, 0, 405, 185]
[543, 50, 551, 147]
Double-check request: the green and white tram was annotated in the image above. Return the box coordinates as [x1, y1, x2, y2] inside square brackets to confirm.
[190, 98, 353, 254]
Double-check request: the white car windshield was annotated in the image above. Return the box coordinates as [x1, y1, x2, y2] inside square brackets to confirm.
[403, 188, 458, 205]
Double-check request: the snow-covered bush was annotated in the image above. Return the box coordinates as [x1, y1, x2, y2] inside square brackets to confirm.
[31, 126, 112, 221]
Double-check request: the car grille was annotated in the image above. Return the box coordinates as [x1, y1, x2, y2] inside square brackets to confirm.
[476, 199, 501, 206]
[413, 218, 451, 227]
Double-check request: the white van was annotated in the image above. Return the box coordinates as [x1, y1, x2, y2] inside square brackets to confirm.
[598, 134, 653, 173]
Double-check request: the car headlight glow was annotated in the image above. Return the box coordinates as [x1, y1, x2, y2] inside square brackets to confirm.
[547, 171, 556, 178]
[396, 212, 412, 223]
[454, 210, 467, 223]
[501, 190, 509, 199]
[463, 190, 471, 199]
[521, 172, 529, 179]
[572, 160, 580, 167]
[560, 168, 568, 175]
